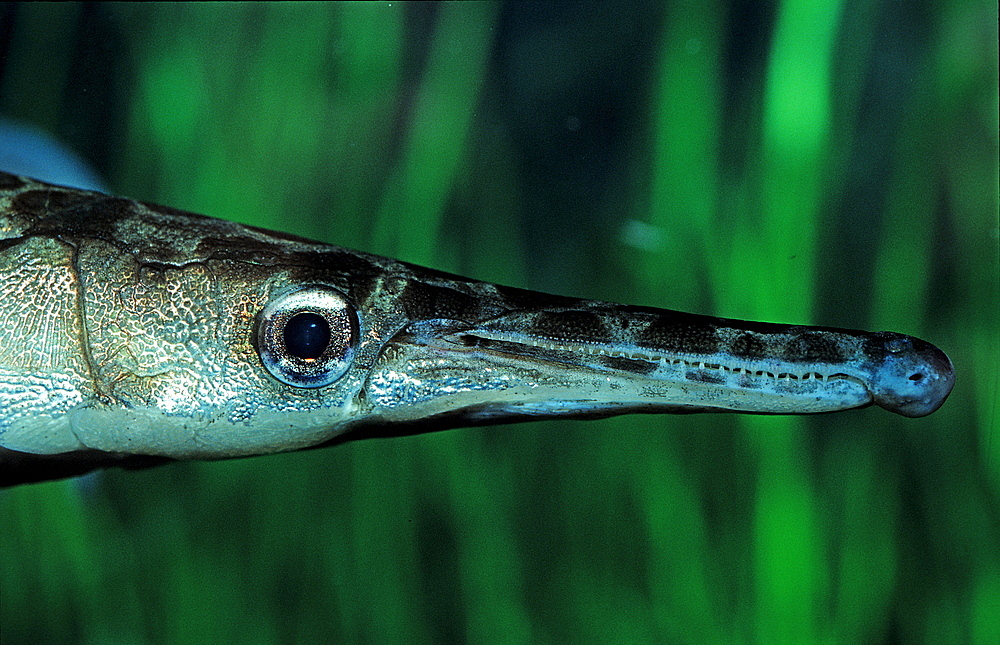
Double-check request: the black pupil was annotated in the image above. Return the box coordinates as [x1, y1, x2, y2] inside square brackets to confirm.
[283, 312, 331, 360]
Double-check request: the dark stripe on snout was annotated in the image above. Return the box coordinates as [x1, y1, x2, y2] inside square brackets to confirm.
[638, 317, 720, 355]
[12, 189, 99, 221]
[400, 281, 478, 321]
[528, 310, 614, 344]
[729, 333, 767, 359]
[783, 332, 846, 363]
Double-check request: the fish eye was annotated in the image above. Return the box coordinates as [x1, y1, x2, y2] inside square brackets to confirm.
[284, 312, 331, 360]
[255, 285, 358, 388]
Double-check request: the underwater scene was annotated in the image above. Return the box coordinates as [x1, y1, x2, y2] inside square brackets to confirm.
[0, 3, 997, 643]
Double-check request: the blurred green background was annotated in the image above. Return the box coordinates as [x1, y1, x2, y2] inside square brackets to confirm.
[0, 2, 997, 643]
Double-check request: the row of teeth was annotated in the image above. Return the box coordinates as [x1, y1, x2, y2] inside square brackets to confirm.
[602, 351, 842, 383]
[479, 334, 848, 384]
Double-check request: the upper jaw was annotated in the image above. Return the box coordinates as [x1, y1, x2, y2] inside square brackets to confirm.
[355, 311, 878, 429]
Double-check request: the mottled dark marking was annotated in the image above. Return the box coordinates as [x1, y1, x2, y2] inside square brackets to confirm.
[310, 250, 382, 280]
[528, 310, 613, 343]
[638, 317, 720, 354]
[194, 236, 290, 261]
[458, 334, 489, 348]
[783, 332, 846, 363]
[494, 284, 584, 310]
[862, 335, 890, 362]
[686, 370, 726, 385]
[452, 335, 581, 366]
[730, 333, 767, 359]
[25, 196, 139, 239]
[598, 355, 657, 375]
[622, 303, 844, 338]
[0, 172, 26, 190]
[400, 281, 476, 321]
[287, 250, 385, 304]
[10, 188, 98, 220]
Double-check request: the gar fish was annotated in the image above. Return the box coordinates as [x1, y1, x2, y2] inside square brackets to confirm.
[0, 171, 954, 486]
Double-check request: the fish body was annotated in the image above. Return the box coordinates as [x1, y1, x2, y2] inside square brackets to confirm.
[0, 171, 954, 485]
